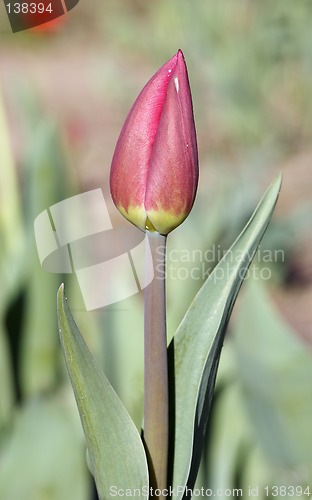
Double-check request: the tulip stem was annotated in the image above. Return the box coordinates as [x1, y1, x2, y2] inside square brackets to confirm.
[143, 230, 168, 497]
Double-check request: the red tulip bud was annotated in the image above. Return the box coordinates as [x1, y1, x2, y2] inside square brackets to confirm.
[110, 50, 199, 234]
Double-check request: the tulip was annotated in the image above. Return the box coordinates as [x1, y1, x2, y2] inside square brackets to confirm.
[110, 49, 199, 235]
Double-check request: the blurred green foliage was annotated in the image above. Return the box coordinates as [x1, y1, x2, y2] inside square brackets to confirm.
[0, 1, 312, 499]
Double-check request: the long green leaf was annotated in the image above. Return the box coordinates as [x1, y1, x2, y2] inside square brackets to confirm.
[22, 121, 68, 397]
[57, 285, 149, 500]
[0, 90, 23, 428]
[168, 174, 282, 498]
[232, 278, 312, 477]
[0, 396, 90, 500]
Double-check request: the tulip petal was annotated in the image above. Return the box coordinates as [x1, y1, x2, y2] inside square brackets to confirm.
[110, 53, 179, 227]
[110, 50, 199, 234]
[146, 50, 198, 233]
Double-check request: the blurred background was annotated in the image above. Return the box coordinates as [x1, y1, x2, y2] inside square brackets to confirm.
[0, 1, 312, 499]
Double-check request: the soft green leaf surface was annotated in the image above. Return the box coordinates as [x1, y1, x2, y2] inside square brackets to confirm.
[57, 285, 149, 500]
[203, 381, 251, 492]
[0, 91, 23, 428]
[0, 90, 24, 274]
[169, 174, 282, 498]
[0, 322, 14, 429]
[21, 121, 68, 397]
[0, 396, 89, 500]
[232, 278, 312, 477]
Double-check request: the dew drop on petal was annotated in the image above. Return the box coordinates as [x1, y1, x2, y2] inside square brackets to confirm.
[174, 77, 179, 92]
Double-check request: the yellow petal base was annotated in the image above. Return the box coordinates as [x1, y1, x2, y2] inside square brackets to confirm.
[116, 204, 188, 235]
[116, 204, 147, 232]
[147, 208, 187, 235]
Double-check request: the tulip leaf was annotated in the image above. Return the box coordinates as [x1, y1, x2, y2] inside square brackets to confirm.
[168, 174, 282, 498]
[232, 278, 312, 476]
[0, 396, 90, 500]
[57, 285, 149, 500]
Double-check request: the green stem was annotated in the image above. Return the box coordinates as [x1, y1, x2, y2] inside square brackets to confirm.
[143, 230, 168, 497]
